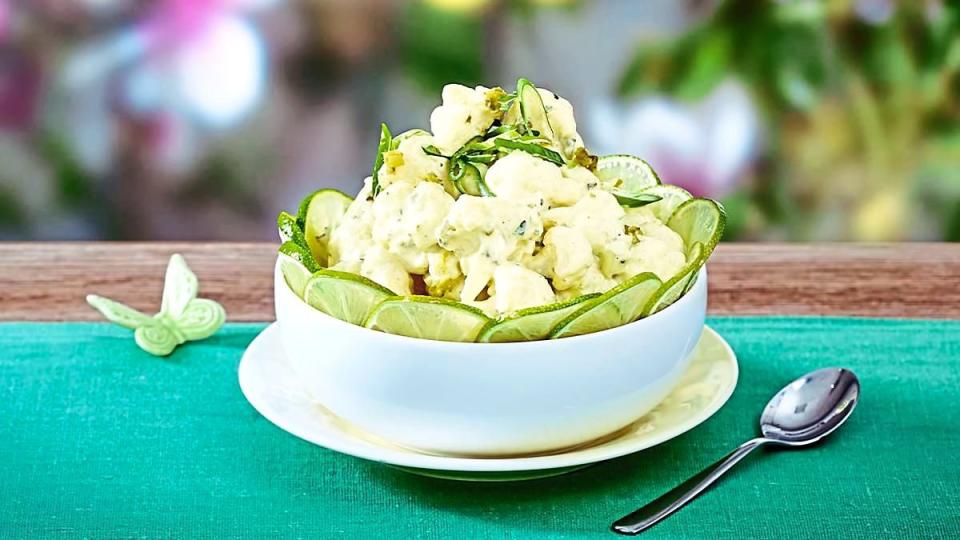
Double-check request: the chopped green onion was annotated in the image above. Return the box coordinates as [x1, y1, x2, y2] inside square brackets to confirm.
[494, 138, 565, 166]
[614, 193, 663, 208]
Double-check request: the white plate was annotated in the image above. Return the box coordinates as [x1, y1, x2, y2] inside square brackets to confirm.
[238, 324, 738, 481]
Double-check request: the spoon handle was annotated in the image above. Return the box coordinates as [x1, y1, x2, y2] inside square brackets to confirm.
[611, 437, 769, 535]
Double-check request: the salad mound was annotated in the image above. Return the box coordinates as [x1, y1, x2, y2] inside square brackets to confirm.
[277, 78, 724, 342]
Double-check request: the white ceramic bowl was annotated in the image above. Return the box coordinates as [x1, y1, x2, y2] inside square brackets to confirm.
[274, 260, 707, 456]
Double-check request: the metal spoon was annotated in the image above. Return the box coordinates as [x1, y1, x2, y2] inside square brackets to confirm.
[612, 367, 860, 535]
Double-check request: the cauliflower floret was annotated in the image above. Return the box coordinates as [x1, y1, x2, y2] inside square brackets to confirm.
[621, 224, 687, 281]
[543, 190, 624, 248]
[533, 226, 594, 290]
[459, 254, 495, 303]
[555, 266, 618, 301]
[437, 195, 542, 302]
[377, 131, 448, 189]
[487, 263, 556, 315]
[561, 164, 601, 189]
[437, 195, 538, 260]
[327, 182, 374, 267]
[359, 246, 412, 295]
[485, 152, 585, 207]
[372, 182, 455, 273]
[538, 88, 584, 157]
[503, 87, 584, 157]
[429, 84, 500, 154]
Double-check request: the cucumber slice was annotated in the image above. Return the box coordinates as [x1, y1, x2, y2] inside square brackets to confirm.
[642, 242, 705, 315]
[517, 78, 556, 144]
[596, 155, 661, 196]
[549, 273, 663, 339]
[296, 189, 353, 267]
[303, 269, 395, 326]
[453, 162, 494, 197]
[277, 211, 306, 246]
[278, 241, 320, 297]
[666, 198, 726, 259]
[640, 184, 694, 222]
[477, 293, 600, 343]
[364, 296, 492, 342]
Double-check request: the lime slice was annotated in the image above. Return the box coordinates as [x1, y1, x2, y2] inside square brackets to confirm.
[477, 293, 600, 343]
[642, 242, 705, 315]
[640, 184, 693, 222]
[666, 198, 726, 259]
[595, 155, 661, 196]
[296, 189, 353, 267]
[278, 241, 320, 297]
[303, 269, 395, 326]
[364, 296, 491, 342]
[549, 273, 663, 339]
[277, 211, 306, 246]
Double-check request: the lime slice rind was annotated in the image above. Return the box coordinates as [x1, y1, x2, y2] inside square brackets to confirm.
[667, 198, 726, 262]
[296, 189, 353, 267]
[365, 296, 491, 343]
[639, 184, 694, 222]
[595, 155, 661, 196]
[643, 242, 705, 316]
[304, 269, 395, 326]
[277, 211, 306, 246]
[278, 241, 320, 297]
[549, 272, 663, 339]
[478, 293, 600, 343]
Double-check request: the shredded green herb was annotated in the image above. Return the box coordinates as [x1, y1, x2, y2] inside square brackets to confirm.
[371, 123, 392, 197]
[421, 145, 448, 158]
[494, 138, 565, 166]
[613, 193, 663, 208]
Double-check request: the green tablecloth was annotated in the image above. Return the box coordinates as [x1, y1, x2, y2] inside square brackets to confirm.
[1, 318, 958, 539]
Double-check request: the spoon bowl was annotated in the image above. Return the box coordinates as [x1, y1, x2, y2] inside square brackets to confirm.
[760, 367, 860, 446]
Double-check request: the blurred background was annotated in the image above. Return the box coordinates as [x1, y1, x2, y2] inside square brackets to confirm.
[0, 0, 956, 242]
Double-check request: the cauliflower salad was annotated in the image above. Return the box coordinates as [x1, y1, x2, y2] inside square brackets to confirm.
[324, 82, 686, 317]
[277, 78, 725, 342]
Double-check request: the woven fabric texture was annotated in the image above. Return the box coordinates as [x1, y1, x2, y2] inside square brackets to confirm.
[1, 318, 958, 539]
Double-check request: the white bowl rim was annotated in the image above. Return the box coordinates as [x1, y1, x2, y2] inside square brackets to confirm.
[276, 257, 707, 349]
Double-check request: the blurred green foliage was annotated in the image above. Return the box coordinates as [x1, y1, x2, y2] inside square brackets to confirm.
[618, 0, 960, 241]
[399, 1, 486, 91]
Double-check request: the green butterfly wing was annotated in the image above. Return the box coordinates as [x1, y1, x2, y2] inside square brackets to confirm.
[160, 254, 199, 319]
[86, 295, 152, 329]
[174, 298, 227, 341]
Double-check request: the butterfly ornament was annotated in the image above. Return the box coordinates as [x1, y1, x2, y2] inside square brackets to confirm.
[87, 254, 226, 356]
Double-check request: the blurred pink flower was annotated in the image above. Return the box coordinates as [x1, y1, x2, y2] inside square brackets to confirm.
[0, 0, 8, 42]
[589, 80, 760, 198]
[0, 50, 43, 129]
[58, 0, 273, 173]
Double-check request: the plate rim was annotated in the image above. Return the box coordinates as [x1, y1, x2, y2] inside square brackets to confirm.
[238, 323, 738, 473]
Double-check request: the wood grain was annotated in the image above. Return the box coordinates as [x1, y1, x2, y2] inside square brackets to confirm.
[0, 243, 958, 321]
